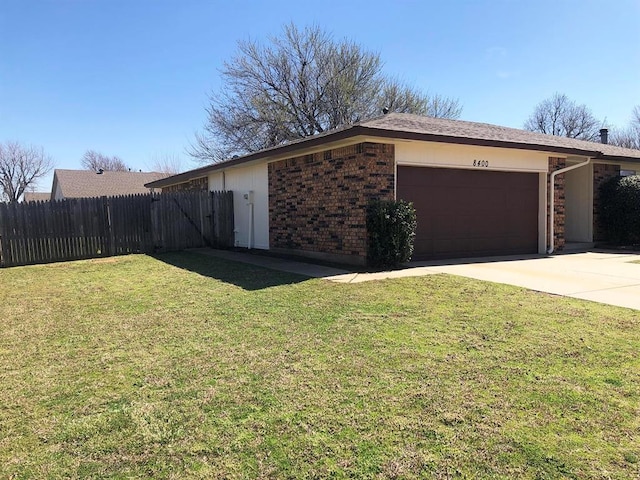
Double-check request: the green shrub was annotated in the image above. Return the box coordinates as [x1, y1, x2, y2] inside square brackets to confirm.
[366, 199, 417, 268]
[599, 175, 640, 244]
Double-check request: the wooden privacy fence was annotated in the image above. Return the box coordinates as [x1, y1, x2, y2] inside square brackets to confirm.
[0, 190, 234, 267]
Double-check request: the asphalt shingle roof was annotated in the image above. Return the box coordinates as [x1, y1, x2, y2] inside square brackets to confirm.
[361, 113, 640, 159]
[146, 113, 640, 188]
[54, 169, 169, 198]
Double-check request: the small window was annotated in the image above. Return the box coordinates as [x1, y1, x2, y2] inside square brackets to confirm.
[620, 169, 636, 177]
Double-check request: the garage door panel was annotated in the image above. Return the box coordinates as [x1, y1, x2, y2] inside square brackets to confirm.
[414, 238, 434, 255]
[471, 237, 497, 252]
[398, 167, 539, 260]
[432, 214, 464, 236]
[485, 190, 508, 208]
[433, 237, 467, 254]
[466, 215, 496, 236]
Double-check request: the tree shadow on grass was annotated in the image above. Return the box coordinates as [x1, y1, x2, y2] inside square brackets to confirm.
[152, 251, 309, 291]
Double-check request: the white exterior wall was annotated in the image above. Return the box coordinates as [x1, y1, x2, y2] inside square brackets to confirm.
[565, 164, 593, 242]
[394, 141, 552, 254]
[209, 163, 269, 250]
[209, 172, 225, 191]
[52, 180, 63, 200]
[394, 141, 550, 172]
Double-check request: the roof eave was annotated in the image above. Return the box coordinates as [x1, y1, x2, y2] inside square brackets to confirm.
[145, 126, 364, 188]
[356, 127, 604, 158]
[597, 154, 640, 163]
[144, 165, 213, 188]
[145, 125, 640, 189]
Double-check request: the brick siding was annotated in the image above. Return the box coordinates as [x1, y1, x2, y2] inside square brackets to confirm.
[548, 157, 566, 251]
[268, 142, 395, 261]
[163, 177, 208, 193]
[592, 163, 620, 241]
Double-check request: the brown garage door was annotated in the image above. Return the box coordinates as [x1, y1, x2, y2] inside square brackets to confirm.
[397, 166, 539, 260]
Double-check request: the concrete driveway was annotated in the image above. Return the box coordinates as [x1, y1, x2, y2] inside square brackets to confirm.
[329, 251, 640, 311]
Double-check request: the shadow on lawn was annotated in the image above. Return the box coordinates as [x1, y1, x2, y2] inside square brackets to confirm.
[152, 251, 308, 291]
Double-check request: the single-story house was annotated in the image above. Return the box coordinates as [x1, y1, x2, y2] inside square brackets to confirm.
[146, 113, 640, 265]
[51, 169, 168, 200]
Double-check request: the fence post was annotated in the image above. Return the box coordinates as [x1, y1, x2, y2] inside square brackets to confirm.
[0, 203, 5, 267]
[100, 197, 115, 257]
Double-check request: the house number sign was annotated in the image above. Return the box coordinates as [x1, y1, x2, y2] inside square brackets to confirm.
[473, 159, 489, 167]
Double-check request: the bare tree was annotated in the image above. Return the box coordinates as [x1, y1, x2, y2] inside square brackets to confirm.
[0, 141, 54, 203]
[189, 24, 462, 163]
[424, 93, 464, 119]
[378, 80, 462, 118]
[610, 105, 640, 149]
[611, 127, 640, 150]
[524, 93, 602, 141]
[81, 150, 129, 171]
[148, 152, 184, 174]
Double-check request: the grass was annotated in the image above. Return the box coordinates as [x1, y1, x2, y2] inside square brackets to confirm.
[1, 252, 639, 479]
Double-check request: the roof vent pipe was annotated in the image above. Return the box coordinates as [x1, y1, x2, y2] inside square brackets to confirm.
[600, 128, 609, 144]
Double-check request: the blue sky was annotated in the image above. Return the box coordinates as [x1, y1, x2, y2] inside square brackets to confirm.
[1, 0, 639, 191]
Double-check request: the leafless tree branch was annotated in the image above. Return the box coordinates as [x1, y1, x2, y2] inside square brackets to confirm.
[81, 150, 129, 171]
[610, 105, 640, 149]
[523, 93, 602, 141]
[148, 152, 185, 175]
[0, 141, 54, 202]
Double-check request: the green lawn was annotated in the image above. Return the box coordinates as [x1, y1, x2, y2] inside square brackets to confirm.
[1, 252, 639, 479]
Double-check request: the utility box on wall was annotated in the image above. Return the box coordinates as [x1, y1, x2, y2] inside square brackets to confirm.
[243, 191, 254, 205]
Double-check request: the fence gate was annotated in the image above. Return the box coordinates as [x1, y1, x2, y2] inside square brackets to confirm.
[211, 190, 234, 248]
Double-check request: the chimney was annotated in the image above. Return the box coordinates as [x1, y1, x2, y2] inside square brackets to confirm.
[599, 128, 609, 144]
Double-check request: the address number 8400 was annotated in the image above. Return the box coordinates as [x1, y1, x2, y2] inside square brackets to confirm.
[473, 159, 489, 167]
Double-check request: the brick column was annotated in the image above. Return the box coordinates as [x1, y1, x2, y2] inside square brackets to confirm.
[548, 157, 566, 251]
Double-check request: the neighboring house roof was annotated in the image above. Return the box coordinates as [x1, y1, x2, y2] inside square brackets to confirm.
[146, 112, 640, 189]
[53, 169, 169, 199]
[23, 192, 52, 203]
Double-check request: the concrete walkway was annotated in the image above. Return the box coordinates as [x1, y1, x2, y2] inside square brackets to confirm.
[193, 248, 640, 311]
